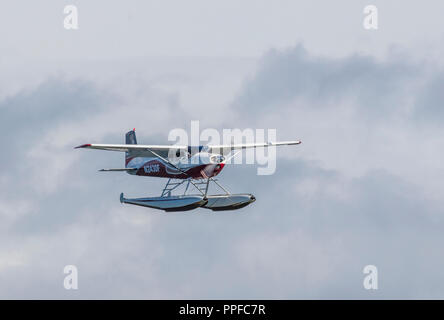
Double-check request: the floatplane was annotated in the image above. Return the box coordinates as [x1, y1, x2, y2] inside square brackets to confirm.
[76, 129, 301, 211]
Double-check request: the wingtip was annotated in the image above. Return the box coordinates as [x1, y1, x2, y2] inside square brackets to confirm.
[74, 144, 92, 149]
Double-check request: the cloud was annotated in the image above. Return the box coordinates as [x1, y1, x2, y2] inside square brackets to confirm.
[236, 45, 419, 115]
[0, 79, 106, 168]
[1, 45, 444, 299]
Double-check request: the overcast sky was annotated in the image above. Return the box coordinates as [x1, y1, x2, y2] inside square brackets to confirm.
[1, 0, 444, 299]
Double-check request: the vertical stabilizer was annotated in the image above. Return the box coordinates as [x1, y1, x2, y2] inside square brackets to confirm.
[125, 129, 137, 167]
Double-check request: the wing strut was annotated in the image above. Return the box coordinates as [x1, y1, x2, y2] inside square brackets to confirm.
[149, 149, 210, 196]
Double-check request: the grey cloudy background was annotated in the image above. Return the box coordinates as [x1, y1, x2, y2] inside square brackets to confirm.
[1, 0, 444, 298]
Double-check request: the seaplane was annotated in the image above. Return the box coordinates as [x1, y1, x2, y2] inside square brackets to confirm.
[75, 129, 301, 212]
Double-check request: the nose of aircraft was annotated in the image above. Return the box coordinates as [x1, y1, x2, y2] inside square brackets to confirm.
[214, 163, 225, 175]
[203, 163, 225, 178]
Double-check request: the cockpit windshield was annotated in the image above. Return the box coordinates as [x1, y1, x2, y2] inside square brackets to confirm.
[210, 155, 225, 164]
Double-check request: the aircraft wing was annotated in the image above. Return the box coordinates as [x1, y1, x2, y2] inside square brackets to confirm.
[75, 140, 301, 157]
[207, 140, 301, 155]
[75, 144, 187, 158]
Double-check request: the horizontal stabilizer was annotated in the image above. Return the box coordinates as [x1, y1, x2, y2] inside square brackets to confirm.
[99, 168, 137, 172]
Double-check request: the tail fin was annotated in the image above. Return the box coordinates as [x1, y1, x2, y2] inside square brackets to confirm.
[125, 129, 137, 167]
[126, 129, 137, 145]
